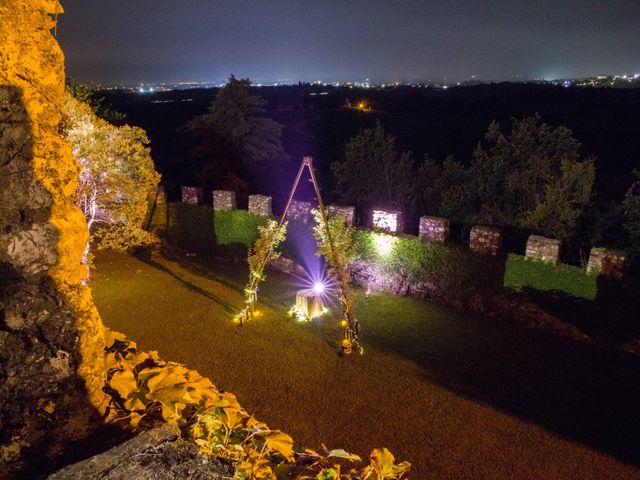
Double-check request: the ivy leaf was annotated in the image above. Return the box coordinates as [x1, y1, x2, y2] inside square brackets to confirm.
[365, 448, 411, 479]
[109, 369, 137, 400]
[263, 431, 294, 461]
[327, 449, 362, 462]
[128, 411, 145, 429]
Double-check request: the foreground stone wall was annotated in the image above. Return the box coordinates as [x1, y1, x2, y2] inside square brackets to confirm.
[0, 2, 106, 476]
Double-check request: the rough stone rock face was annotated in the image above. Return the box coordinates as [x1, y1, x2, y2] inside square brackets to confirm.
[49, 427, 232, 480]
[419, 216, 449, 243]
[328, 205, 355, 225]
[248, 194, 272, 217]
[181, 186, 203, 205]
[1, 2, 106, 477]
[469, 225, 502, 256]
[212, 190, 236, 211]
[587, 247, 627, 278]
[286, 199, 312, 223]
[525, 235, 561, 265]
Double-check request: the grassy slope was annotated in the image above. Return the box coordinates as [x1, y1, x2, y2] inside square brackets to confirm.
[92, 252, 640, 479]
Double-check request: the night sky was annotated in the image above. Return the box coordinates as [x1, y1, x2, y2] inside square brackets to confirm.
[58, 0, 640, 85]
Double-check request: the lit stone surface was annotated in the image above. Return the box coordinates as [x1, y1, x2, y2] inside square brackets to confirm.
[328, 205, 355, 225]
[469, 225, 502, 255]
[587, 247, 627, 278]
[181, 186, 203, 205]
[1, 3, 106, 475]
[248, 194, 273, 217]
[525, 235, 561, 265]
[372, 209, 401, 233]
[419, 216, 449, 242]
[212, 190, 236, 211]
[286, 199, 312, 223]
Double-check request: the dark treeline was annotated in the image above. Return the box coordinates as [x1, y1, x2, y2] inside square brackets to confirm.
[101, 81, 640, 266]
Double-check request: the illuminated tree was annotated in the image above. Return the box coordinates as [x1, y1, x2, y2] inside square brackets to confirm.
[63, 93, 161, 260]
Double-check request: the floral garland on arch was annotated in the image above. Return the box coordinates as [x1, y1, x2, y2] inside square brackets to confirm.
[312, 209, 363, 355]
[234, 219, 288, 325]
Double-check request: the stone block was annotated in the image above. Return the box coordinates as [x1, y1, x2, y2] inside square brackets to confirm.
[372, 208, 402, 233]
[181, 186, 202, 205]
[212, 190, 236, 211]
[419, 216, 449, 242]
[587, 247, 627, 278]
[525, 235, 561, 265]
[328, 205, 355, 225]
[286, 199, 312, 223]
[248, 194, 273, 217]
[469, 225, 502, 256]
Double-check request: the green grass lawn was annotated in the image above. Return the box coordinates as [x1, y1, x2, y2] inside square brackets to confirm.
[92, 251, 640, 479]
[504, 254, 598, 300]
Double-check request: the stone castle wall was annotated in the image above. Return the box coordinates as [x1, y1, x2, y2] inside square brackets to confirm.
[212, 190, 236, 211]
[587, 248, 627, 278]
[526, 235, 561, 265]
[181, 186, 203, 205]
[469, 226, 502, 256]
[248, 194, 272, 217]
[419, 216, 449, 242]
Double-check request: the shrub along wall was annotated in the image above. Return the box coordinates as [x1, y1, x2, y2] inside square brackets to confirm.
[350, 231, 507, 309]
[148, 202, 269, 255]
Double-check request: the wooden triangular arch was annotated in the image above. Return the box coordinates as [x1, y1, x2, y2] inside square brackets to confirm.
[236, 156, 362, 355]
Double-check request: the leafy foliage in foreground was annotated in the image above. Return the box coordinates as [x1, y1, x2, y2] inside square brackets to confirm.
[103, 329, 410, 479]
